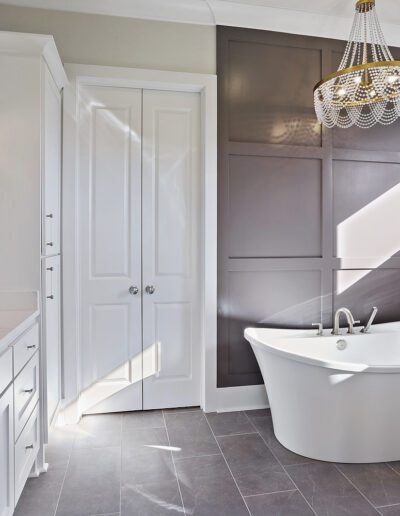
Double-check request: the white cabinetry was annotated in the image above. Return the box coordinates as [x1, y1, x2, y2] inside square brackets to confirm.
[0, 31, 66, 438]
[0, 385, 14, 516]
[0, 31, 66, 514]
[0, 318, 40, 514]
[14, 403, 40, 503]
[12, 322, 41, 507]
[43, 256, 61, 425]
[42, 65, 62, 257]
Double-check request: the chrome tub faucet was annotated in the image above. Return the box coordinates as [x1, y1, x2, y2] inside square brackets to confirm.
[332, 307, 360, 335]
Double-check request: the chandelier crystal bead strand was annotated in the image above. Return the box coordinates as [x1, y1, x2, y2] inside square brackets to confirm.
[314, 0, 400, 129]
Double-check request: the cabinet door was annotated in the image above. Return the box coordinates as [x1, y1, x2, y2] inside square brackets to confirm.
[43, 255, 61, 425]
[42, 64, 62, 256]
[0, 385, 14, 516]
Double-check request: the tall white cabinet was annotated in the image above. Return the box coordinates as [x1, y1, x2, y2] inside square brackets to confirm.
[0, 31, 67, 509]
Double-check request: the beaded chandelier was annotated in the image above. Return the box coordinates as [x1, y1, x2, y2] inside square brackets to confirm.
[314, 0, 400, 129]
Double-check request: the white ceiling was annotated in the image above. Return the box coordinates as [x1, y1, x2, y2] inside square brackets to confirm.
[2, 0, 400, 45]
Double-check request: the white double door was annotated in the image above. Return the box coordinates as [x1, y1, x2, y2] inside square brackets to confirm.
[79, 85, 201, 413]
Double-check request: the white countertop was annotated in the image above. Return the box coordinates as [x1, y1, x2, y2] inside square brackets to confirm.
[0, 292, 40, 355]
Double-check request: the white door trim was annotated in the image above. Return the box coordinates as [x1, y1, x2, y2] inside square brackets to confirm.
[61, 63, 268, 420]
[61, 63, 221, 421]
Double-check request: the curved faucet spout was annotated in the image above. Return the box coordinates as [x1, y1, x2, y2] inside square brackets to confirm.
[332, 307, 356, 335]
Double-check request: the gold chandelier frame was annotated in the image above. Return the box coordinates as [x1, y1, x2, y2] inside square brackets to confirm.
[313, 0, 400, 128]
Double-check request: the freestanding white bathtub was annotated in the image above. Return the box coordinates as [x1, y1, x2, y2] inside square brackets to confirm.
[245, 323, 400, 463]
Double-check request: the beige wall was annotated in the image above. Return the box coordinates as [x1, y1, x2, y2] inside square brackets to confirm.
[0, 4, 216, 74]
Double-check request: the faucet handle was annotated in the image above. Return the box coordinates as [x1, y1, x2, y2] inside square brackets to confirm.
[348, 320, 361, 334]
[312, 322, 324, 336]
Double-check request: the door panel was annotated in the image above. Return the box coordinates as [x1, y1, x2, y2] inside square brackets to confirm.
[79, 86, 142, 413]
[142, 90, 201, 409]
[42, 64, 61, 256]
[43, 255, 61, 425]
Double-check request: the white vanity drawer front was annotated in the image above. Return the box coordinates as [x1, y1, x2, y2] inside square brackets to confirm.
[14, 352, 40, 440]
[0, 347, 12, 396]
[13, 322, 39, 377]
[14, 402, 40, 504]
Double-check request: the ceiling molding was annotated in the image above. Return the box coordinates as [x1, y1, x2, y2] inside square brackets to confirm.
[1, 0, 400, 46]
[0, 31, 68, 87]
[0, 0, 215, 25]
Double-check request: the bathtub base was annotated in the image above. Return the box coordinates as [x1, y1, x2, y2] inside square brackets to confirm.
[254, 347, 400, 463]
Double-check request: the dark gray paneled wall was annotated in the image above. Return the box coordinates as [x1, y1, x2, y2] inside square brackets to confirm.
[217, 26, 400, 388]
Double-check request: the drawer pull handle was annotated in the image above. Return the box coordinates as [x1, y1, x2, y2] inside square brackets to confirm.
[27, 344, 36, 349]
[25, 444, 34, 450]
[45, 214, 53, 218]
[23, 388, 33, 394]
[46, 242, 54, 247]
[46, 267, 54, 271]
[47, 295, 54, 300]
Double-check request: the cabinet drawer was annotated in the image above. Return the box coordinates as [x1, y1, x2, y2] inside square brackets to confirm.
[13, 323, 39, 377]
[15, 402, 40, 504]
[0, 347, 12, 396]
[14, 352, 39, 440]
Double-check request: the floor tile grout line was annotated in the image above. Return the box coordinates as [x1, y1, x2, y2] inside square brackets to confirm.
[162, 408, 200, 415]
[376, 502, 400, 509]
[52, 430, 76, 516]
[244, 412, 319, 516]
[162, 410, 187, 516]
[243, 488, 298, 499]
[204, 412, 252, 516]
[386, 462, 400, 478]
[213, 431, 257, 438]
[174, 452, 222, 462]
[333, 465, 381, 513]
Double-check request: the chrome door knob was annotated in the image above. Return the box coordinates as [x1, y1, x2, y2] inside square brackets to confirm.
[145, 285, 155, 295]
[129, 286, 139, 295]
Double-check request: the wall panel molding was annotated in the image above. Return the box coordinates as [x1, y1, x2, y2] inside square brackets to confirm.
[217, 25, 400, 388]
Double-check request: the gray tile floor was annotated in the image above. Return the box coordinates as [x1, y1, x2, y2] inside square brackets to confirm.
[14, 408, 400, 516]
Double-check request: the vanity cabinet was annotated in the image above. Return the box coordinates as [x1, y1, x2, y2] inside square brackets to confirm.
[14, 403, 40, 503]
[0, 385, 14, 516]
[0, 319, 41, 512]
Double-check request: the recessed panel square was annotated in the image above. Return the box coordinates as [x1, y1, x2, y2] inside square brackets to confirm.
[229, 156, 322, 258]
[228, 40, 322, 146]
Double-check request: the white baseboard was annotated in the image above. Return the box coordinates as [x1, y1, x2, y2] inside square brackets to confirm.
[212, 384, 269, 413]
[58, 385, 269, 420]
[57, 397, 81, 425]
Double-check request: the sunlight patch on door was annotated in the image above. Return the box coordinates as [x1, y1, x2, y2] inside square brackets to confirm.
[78, 343, 159, 414]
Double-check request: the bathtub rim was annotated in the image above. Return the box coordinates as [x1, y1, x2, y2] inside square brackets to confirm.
[244, 322, 400, 374]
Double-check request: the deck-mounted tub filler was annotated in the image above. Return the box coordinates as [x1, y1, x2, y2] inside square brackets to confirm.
[244, 308, 400, 463]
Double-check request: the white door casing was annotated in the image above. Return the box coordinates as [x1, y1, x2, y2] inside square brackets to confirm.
[142, 90, 201, 409]
[78, 85, 143, 414]
[62, 64, 219, 421]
